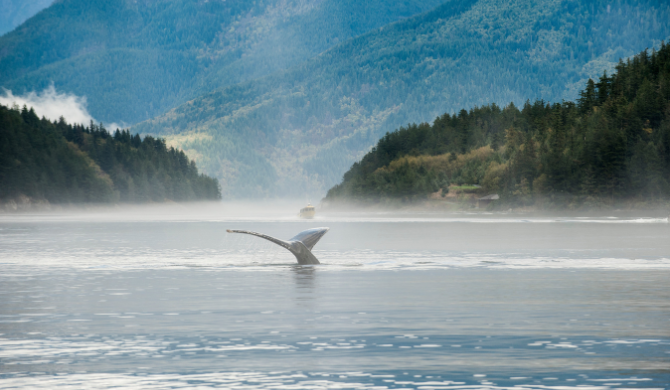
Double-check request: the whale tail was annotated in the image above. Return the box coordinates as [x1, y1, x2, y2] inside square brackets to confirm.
[226, 227, 329, 265]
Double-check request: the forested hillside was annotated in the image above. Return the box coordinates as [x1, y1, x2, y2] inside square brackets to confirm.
[0, 0, 444, 125]
[135, 0, 670, 198]
[325, 44, 670, 208]
[0, 104, 220, 206]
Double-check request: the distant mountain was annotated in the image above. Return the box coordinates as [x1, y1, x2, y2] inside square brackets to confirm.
[133, 0, 670, 198]
[0, 0, 53, 36]
[0, 0, 445, 125]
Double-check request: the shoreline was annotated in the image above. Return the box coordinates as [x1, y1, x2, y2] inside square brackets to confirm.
[320, 197, 670, 217]
[1, 196, 669, 221]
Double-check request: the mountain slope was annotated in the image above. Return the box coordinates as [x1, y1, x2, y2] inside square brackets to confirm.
[0, 0, 445, 124]
[134, 0, 670, 198]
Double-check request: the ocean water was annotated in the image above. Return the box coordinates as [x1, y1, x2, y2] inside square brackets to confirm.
[0, 203, 669, 389]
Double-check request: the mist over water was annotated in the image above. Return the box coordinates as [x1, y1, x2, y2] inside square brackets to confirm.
[1, 202, 669, 389]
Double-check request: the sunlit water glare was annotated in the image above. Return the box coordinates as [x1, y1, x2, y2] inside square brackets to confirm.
[1, 204, 669, 389]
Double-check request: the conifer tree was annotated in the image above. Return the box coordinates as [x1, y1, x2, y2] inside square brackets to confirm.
[578, 79, 597, 114]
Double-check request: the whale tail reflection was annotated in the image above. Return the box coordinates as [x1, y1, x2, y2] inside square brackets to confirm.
[226, 227, 329, 265]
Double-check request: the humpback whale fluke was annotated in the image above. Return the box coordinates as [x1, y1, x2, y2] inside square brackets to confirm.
[226, 227, 329, 265]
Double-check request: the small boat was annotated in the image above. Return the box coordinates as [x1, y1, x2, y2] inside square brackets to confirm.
[299, 203, 316, 219]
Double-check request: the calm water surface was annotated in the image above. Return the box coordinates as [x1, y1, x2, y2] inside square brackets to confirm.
[1, 204, 669, 389]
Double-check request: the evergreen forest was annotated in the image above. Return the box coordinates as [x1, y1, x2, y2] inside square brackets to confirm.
[325, 44, 670, 208]
[0, 104, 220, 205]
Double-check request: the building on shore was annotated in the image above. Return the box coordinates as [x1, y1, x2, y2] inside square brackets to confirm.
[477, 194, 499, 208]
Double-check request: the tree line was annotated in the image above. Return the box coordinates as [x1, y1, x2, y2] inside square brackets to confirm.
[0, 104, 220, 204]
[325, 43, 670, 208]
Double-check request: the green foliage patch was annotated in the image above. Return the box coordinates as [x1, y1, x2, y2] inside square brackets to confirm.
[325, 44, 670, 208]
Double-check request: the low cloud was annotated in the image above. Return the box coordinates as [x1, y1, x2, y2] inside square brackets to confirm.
[0, 85, 115, 127]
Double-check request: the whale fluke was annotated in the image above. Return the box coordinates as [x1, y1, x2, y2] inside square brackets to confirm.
[227, 227, 329, 265]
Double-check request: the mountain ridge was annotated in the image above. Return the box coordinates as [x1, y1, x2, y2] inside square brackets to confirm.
[133, 0, 670, 198]
[0, 0, 53, 36]
[0, 0, 445, 124]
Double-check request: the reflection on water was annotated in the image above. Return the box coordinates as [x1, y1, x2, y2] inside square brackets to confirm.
[1, 372, 667, 390]
[292, 265, 317, 291]
[0, 206, 669, 389]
